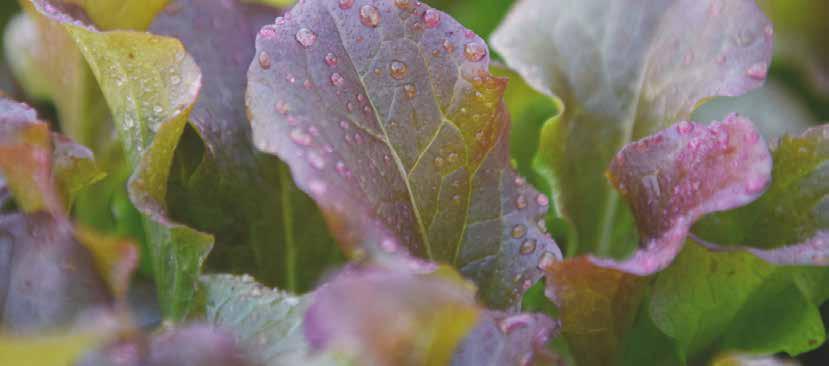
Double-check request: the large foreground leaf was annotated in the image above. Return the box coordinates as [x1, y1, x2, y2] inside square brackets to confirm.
[247, 0, 561, 309]
[492, 0, 773, 258]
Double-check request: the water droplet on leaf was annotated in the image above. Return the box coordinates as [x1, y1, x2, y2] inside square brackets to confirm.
[359, 5, 381, 27]
[295, 28, 317, 48]
[389, 60, 408, 80]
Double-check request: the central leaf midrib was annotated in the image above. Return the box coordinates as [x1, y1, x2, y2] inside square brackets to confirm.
[323, 5, 435, 258]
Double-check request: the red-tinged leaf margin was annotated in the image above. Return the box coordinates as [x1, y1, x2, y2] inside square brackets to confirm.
[590, 114, 772, 274]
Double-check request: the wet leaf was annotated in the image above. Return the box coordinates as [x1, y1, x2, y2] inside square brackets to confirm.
[492, 0, 773, 258]
[694, 125, 829, 265]
[247, 0, 561, 309]
[592, 115, 772, 274]
[200, 274, 343, 366]
[544, 258, 647, 366]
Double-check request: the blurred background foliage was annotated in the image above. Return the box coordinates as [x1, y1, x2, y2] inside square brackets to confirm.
[0, 0, 827, 364]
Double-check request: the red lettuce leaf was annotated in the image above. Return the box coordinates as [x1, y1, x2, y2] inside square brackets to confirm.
[246, 0, 561, 309]
[591, 114, 772, 274]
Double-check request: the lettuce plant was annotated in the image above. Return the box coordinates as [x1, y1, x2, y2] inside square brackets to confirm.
[0, 0, 827, 365]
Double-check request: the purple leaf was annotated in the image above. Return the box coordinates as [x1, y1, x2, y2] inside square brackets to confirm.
[590, 114, 772, 274]
[246, 0, 561, 309]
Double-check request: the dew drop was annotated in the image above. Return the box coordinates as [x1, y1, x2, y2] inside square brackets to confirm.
[403, 83, 417, 99]
[363, 105, 372, 114]
[676, 120, 694, 134]
[276, 100, 289, 115]
[309, 180, 327, 196]
[394, 0, 411, 10]
[514, 176, 526, 187]
[335, 161, 351, 177]
[307, 150, 326, 169]
[423, 9, 440, 28]
[258, 51, 272, 69]
[442, 39, 454, 53]
[464, 42, 486, 62]
[295, 28, 317, 48]
[339, 120, 350, 129]
[324, 52, 338, 67]
[359, 5, 381, 27]
[381, 238, 398, 252]
[330, 72, 345, 87]
[746, 62, 768, 80]
[447, 152, 459, 163]
[642, 174, 661, 201]
[434, 156, 445, 168]
[153, 105, 163, 114]
[536, 193, 549, 206]
[537, 251, 556, 271]
[356, 93, 366, 102]
[498, 314, 530, 334]
[389, 60, 408, 80]
[537, 218, 547, 233]
[520, 239, 537, 255]
[338, 0, 354, 9]
[515, 194, 527, 209]
[289, 128, 312, 146]
[511, 224, 527, 238]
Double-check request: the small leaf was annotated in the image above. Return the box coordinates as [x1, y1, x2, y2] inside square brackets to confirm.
[591, 115, 772, 274]
[492, 0, 773, 258]
[695, 125, 829, 265]
[544, 258, 647, 366]
[247, 0, 561, 309]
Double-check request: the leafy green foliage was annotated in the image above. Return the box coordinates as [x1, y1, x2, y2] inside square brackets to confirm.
[492, 0, 774, 259]
[0, 0, 828, 365]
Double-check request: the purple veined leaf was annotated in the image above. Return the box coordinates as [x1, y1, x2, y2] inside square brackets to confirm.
[693, 125, 829, 266]
[491, 0, 773, 258]
[246, 0, 561, 309]
[589, 114, 772, 275]
[452, 310, 563, 366]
